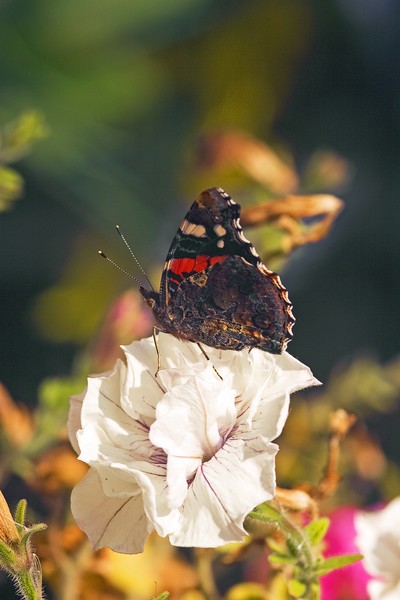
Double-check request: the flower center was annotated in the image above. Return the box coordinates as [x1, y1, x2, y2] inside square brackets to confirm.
[202, 431, 225, 463]
[151, 447, 168, 465]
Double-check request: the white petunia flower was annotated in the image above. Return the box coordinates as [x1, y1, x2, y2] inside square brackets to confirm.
[355, 497, 400, 600]
[68, 333, 319, 553]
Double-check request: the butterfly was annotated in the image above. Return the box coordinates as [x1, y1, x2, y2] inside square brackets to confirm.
[140, 187, 295, 357]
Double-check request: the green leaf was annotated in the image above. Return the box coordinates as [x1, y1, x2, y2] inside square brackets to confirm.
[249, 503, 282, 524]
[287, 579, 307, 598]
[153, 592, 169, 600]
[27, 376, 85, 455]
[20, 523, 47, 550]
[314, 554, 363, 576]
[0, 166, 23, 212]
[0, 111, 49, 164]
[0, 539, 17, 571]
[311, 581, 321, 599]
[14, 500, 27, 529]
[286, 536, 300, 558]
[305, 518, 330, 547]
[267, 537, 286, 554]
[269, 553, 297, 565]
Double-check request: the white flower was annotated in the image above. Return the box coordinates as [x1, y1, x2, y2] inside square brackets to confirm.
[68, 333, 319, 553]
[355, 497, 400, 600]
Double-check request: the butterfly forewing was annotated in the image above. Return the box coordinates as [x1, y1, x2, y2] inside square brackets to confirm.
[160, 188, 263, 304]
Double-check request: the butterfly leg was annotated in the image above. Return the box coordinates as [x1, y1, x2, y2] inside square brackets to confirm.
[197, 343, 223, 380]
[153, 327, 161, 377]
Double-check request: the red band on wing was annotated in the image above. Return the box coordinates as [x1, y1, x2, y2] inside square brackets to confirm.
[170, 254, 227, 278]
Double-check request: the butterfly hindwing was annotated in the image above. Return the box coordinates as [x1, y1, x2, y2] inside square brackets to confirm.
[166, 255, 291, 353]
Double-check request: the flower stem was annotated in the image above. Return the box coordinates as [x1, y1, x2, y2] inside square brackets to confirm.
[18, 569, 42, 600]
[195, 549, 222, 600]
[0, 494, 46, 600]
[278, 509, 314, 568]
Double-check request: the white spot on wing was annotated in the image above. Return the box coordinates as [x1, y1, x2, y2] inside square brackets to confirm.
[214, 224, 227, 237]
[180, 219, 206, 238]
[217, 239, 225, 248]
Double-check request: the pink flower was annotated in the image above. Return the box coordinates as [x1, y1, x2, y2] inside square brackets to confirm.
[321, 507, 371, 600]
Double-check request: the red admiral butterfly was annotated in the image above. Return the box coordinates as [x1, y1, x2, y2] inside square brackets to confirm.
[140, 187, 295, 354]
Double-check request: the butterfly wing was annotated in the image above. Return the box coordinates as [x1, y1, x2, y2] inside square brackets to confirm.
[159, 187, 264, 306]
[154, 187, 295, 352]
[165, 255, 294, 353]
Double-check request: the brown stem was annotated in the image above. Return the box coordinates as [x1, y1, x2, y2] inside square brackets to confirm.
[194, 549, 221, 600]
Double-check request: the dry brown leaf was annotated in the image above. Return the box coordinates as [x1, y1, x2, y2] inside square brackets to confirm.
[157, 555, 198, 598]
[275, 488, 317, 516]
[346, 425, 387, 480]
[0, 490, 19, 544]
[30, 442, 88, 493]
[298, 409, 357, 502]
[0, 383, 34, 448]
[240, 194, 344, 251]
[198, 131, 298, 194]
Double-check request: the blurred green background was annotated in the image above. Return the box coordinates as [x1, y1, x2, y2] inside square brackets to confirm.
[1, 0, 400, 596]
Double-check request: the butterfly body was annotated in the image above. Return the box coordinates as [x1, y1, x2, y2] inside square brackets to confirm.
[140, 187, 295, 354]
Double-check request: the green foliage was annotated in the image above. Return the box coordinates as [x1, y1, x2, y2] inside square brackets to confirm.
[287, 579, 307, 598]
[250, 503, 362, 600]
[249, 503, 283, 524]
[269, 553, 297, 566]
[0, 497, 46, 600]
[29, 375, 85, 455]
[0, 111, 48, 211]
[277, 354, 400, 501]
[152, 592, 169, 600]
[0, 541, 17, 569]
[14, 500, 27, 532]
[0, 111, 48, 164]
[0, 166, 23, 212]
[313, 554, 363, 577]
[31, 235, 124, 344]
[326, 356, 399, 414]
[304, 518, 330, 547]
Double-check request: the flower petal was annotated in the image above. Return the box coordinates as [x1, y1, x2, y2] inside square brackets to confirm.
[265, 351, 321, 398]
[368, 579, 400, 600]
[150, 371, 236, 458]
[129, 461, 181, 537]
[71, 468, 152, 553]
[170, 437, 278, 547]
[122, 339, 164, 420]
[168, 465, 245, 547]
[355, 497, 400, 582]
[68, 390, 85, 454]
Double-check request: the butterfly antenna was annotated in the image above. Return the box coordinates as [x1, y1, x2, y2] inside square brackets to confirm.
[98, 251, 144, 287]
[116, 225, 154, 291]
